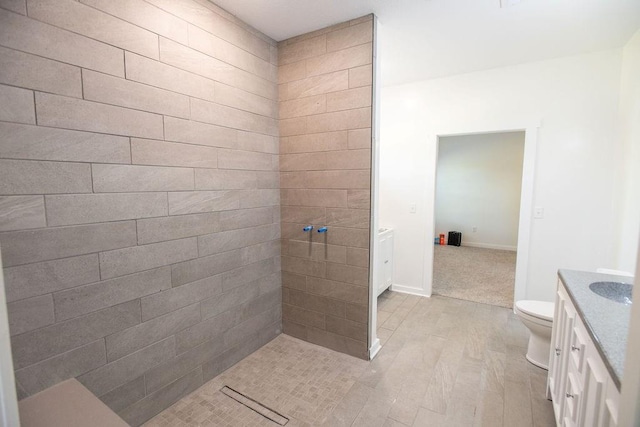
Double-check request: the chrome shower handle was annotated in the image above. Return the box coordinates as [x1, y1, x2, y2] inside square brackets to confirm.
[317, 227, 328, 233]
[303, 226, 314, 232]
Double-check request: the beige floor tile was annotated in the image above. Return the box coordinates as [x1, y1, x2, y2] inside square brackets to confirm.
[532, 395, 555, 427]
[474, 389, 504, 427]
[377, 310, 393, 326]
[387, 396, 420, 425]
[504, 379, 534, 427]
[146, 293, 554, 427]
[480, 349, 506, 394]
[383, 418, 410, 427]
[320, 382, 371, 426]
[412, 407, 446, 426]
[377, 327, 393, 346]
[351, 390, 394, 427]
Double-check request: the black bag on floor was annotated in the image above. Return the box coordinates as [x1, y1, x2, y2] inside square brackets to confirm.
[448, 231, 462, 246]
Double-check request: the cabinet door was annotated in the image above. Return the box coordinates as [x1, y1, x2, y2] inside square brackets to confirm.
[602, 380, 620, 427]
[383, 234, 393, 287]
[563, 370, 582, 427]
[549, 286, 576, 424]
[378, 233, 392, 295]
[548, 291, 565, 416]
[579, 352, 606, 427]
[548, 288, 565, 399]
[549, 280, 620, 427]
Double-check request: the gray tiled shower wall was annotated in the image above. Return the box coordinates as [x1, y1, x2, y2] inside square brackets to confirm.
[0, 0, 281, 424]
[278, 17, 374, 359]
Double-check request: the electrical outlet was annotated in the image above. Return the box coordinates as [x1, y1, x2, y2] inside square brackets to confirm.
[409, 203, 417, 214]
[534, 207, 544, 219]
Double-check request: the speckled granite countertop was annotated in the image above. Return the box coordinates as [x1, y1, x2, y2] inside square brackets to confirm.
[558, 269, 634, 391]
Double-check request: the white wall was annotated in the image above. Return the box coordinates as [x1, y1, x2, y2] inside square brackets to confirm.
[435, 132, 524, 251]
[380, 48, 623, 301]
[614, 29, 640, 274]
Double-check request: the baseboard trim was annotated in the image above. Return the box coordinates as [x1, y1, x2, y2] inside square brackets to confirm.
[369, 338, 381, 360]
[389, 284, 431, 297]
[461, 242, 517, 252]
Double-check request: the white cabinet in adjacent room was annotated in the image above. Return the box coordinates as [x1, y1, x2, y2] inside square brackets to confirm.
[378, 228, 394, 296]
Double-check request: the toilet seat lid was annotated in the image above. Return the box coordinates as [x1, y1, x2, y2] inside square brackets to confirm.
[516, 300, 554, 321]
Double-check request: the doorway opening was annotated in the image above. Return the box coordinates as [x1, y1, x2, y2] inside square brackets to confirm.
[369, 122, 539, 357]
[432, 132, 525, 308]
[419, 124, 539, 309]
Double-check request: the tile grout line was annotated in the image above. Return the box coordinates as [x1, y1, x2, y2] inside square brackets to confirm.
[128, 137, 133, 164]
[42, 194, 48, 228]
[32, 90, 38, 125]
[80, 68, 85, 99]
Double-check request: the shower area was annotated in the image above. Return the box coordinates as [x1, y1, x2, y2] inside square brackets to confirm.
[0, 2, 374, 425]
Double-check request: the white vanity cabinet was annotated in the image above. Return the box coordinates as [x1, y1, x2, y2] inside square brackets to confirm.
[547, 284, 575, 423]
[547, 281, 621, 427]
[377, 228, 394, 296]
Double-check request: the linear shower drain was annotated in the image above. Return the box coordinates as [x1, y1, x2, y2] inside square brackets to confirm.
[220, 386, 289, 425]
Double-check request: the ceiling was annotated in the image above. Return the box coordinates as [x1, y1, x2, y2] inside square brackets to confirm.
[214, 0, 640, 86]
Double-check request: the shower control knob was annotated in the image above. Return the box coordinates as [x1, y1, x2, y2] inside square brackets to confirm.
[571, 345, 580, 352]
[317, 227, 328, 233]
[555, 348, 561, 356]
[302, 226, 314, 232]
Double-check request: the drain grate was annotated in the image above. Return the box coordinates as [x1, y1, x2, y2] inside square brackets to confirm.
[220, 386, 289, 425]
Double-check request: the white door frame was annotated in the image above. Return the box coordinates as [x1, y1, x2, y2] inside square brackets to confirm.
[422, 122, 540, 306]
[619, 239, 640, 426]
[368, 15, 382, 360]
[0, 245, 20, 426]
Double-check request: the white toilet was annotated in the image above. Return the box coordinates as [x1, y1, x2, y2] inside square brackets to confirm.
[515, 300, 555, 370]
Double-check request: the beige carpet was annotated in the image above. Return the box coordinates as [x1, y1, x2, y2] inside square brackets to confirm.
[433, 245, 516, 308]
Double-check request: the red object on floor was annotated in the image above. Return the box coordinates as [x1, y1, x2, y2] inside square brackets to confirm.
[439, 234, 445, 245]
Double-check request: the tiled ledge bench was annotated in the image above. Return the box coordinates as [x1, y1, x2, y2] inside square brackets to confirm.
[18, 379, 128, 427]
